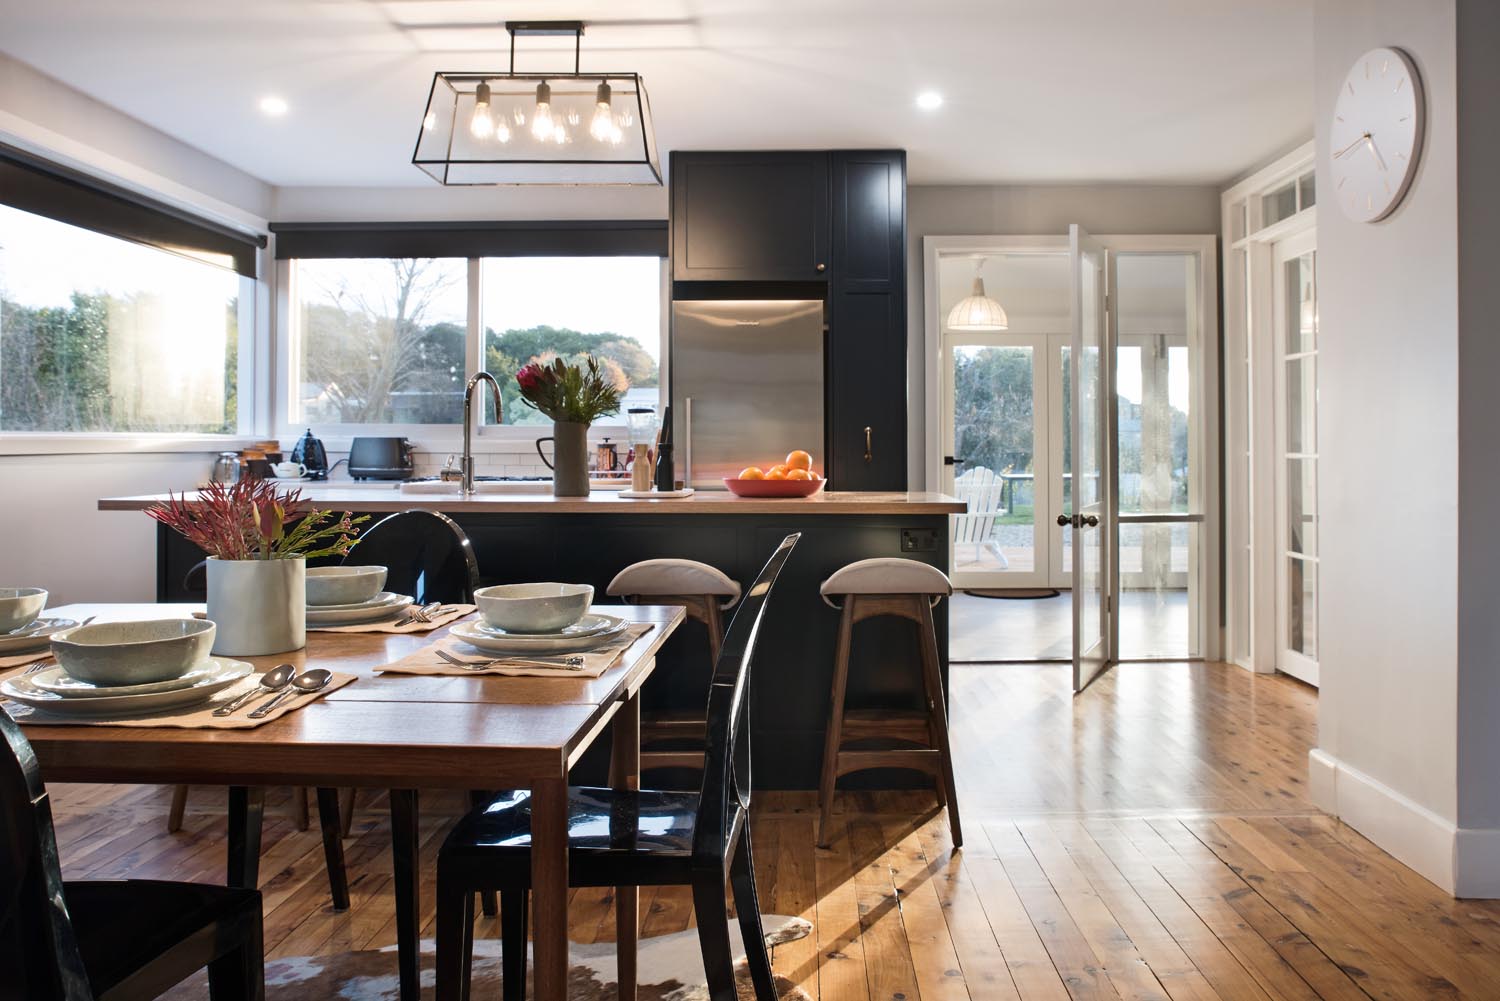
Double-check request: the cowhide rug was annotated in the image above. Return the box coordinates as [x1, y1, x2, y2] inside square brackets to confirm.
[164, 914, 813, 1000]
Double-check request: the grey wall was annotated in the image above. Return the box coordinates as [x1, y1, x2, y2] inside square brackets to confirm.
[904, 183, 1221, 485]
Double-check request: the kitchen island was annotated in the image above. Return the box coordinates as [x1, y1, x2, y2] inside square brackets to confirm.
[100, 487, 965, 789]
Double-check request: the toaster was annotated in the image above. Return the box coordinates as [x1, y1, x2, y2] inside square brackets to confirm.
[347, 437, 415, 480]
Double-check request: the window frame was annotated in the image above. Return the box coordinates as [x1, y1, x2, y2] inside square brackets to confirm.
[273, 253, 670, 453]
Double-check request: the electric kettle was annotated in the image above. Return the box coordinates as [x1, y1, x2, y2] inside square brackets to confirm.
[290, 428, 330, 481]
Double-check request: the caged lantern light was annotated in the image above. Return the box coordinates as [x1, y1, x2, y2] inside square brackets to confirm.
[412, 21, 661, 186]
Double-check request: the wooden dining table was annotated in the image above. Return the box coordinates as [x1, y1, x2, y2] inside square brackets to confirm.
[17, 601, 685, 1001]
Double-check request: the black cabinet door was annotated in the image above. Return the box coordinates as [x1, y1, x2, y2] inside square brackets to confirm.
[828, 151, 907, 490]
[670, 152, 829, 282]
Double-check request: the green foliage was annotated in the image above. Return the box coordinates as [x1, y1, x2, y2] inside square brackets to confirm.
[514, 355, 624, 426]
[484, 325, 656, 427]
[953, 346, 1034, 475]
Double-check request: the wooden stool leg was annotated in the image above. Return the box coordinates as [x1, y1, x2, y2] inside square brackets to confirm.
[167, 784, 188, 833]
[917, 598, 963, 848]
[817, 598, 856, 848]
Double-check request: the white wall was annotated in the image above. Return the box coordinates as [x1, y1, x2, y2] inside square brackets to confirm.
[905, 184, 1221, 485]
[1309, 0, 1500, 895]
[0, 56, 273, 603]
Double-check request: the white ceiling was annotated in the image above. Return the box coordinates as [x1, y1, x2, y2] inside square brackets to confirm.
[0, 0, 1313, 189]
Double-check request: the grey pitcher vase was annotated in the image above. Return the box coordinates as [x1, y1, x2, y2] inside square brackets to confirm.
[536, 421, 590, 497]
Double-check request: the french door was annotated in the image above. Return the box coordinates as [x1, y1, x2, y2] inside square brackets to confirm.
[1273, 231, 1319, 684]
[1065, 226, 1115, 692]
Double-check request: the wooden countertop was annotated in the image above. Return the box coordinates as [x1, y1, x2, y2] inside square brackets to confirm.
[98, 486, 966, 515]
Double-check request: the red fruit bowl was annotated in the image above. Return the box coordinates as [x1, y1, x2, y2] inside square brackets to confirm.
[722, 477, 827, 498]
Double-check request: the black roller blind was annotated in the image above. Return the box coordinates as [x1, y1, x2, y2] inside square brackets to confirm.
[0, 146, 265, 278]
[270, 219, 667, 259]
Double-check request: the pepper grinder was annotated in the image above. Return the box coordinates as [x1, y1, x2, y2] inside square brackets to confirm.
[654, 405, 675, 492]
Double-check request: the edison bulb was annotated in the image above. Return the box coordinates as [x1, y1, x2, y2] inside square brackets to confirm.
[590, 81, 617, 142]
[469, 81, 494, 139]
[530, 81, 555, 141]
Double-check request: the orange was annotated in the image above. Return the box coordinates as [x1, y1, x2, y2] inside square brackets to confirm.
[808, 470, 822, 481]
[785, 449, 813, 471]
[738, 466, 766, 480]
[765, 467, 789, 481]
[786, 468, 812, 481]
[767, 463, 789, 477]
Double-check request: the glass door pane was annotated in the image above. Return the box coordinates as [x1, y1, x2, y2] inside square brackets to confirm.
[1070, 226, 1112, 692]
[1276, 242, 1319, 683]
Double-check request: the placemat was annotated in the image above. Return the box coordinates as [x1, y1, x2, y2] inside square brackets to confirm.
[6, 670, 355, 729]
[379, 623, 654, 679]
[309, 604, 477, 634]
[0, 649, 53, 673]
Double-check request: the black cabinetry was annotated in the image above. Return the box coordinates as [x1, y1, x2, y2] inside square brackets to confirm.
[668, 149, 908, 490]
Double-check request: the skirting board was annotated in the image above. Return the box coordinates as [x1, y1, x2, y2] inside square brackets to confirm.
[1309, 748, 1500, 897]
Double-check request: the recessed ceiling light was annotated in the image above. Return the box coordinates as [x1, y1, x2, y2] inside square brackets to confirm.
[258, 96, 289, 117]
[916, 91, 943, 111]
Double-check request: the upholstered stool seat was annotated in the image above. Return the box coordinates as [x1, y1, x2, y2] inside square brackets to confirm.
[817, 558, 962, 848]
[608, 559, 742, 774]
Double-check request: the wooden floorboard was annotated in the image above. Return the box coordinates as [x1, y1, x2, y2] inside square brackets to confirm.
[43, 661, 1500, 999]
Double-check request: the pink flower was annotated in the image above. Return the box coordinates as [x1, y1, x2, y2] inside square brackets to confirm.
[516, 363, 544, 395]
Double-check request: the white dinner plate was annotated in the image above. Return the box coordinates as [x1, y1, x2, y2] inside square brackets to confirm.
[29, 660, 227, 699]
[469, 613, 621, 640]
[304, 591, 407, 613]
[306, 594, 413, 626]
[0, 617, 79, 655]
[450, 616, 629, 654]
[1, 658, 254, 717]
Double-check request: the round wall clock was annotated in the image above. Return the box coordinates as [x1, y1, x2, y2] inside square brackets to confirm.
[1329, 46, 1424, 223]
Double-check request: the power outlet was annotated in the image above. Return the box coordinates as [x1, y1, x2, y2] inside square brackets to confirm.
[900, 528, 938, 553]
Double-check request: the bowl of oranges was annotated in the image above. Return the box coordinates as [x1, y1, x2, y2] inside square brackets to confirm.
[724, 450, 826, 498]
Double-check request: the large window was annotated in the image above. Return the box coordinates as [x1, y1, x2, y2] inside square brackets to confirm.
[287, 255, 662, 431]
[0, 203, 247, 434]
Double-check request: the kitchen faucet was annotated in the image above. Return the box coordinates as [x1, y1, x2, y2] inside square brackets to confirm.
[444, 371, 503, 495]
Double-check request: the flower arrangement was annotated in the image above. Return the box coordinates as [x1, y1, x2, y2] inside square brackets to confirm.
[515, 355, 624, 425]
[146, 478, 367, 562]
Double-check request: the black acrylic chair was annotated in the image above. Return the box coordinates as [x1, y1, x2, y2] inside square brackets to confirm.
[344, 509, 481, 604]
[433, 533, 800, 1001]
[0, 707, 264, 1001]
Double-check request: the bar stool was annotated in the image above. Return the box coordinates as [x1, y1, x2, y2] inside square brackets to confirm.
[607, 559, 741, 773]
[816, 557, 962, 848]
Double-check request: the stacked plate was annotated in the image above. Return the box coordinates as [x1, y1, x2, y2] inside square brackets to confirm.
[450, 612, 630, 655]
[0, 616, 80, 657]
[305, 566, 413, 626]
[3, 659, 254, 717]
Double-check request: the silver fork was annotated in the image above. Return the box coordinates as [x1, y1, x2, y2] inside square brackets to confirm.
[435, 649, 586, 672]
[396, 602, 446, 627]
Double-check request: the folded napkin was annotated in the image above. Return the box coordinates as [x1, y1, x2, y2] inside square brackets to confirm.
[309, 603, 477, 634]
[6, 670, 355, 730]
[379, 623, 654, 679]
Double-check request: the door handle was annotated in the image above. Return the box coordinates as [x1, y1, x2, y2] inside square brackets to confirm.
[944, 456, 966, 466]
[1057, 513, 1073, 527]
[863, 426, 872, 463]
[1056, 513, 1099, 529]
[1083, 514, 1099, 528]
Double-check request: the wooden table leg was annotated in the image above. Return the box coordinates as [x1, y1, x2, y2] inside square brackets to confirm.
[389, 789, 421, 1001]
[610, 692, 641, 1001]
[226, 786, 264, 889]
[531, 777, 569, 1001]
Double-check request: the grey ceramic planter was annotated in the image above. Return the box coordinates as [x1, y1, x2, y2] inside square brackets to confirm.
[206, 557, 306, 656]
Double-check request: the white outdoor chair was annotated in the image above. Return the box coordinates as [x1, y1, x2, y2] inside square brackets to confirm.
[952, 465, 1010, 569]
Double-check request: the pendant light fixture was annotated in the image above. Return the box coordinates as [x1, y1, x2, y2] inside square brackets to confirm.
[946, 258, 1010, 331]
[413, 21, 660, 185]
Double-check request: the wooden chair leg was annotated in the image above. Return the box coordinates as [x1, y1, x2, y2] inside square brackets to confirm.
[817, 600, 855, 848]
[435, 875, 475, 1001]
[206, 911, 264, 1001]
[293, 787, 310, 831]
[501, 888, 529, 1001]
[316, 787, 350, 910]
[692, 875, 739, 1001]
[918, 599, 963, 848]
[730, 828, 779, 1000]
[167, 784, 188, 833]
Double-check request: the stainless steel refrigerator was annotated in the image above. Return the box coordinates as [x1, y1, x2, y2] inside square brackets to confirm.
[670, 299, 825, 490]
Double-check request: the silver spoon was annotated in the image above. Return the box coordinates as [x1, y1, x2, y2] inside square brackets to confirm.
[214, 663, 295, 716]
[248, 668, 333, 719]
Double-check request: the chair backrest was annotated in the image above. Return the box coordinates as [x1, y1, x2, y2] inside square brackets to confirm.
[345, 509, 482, 604]
[952, 466, 1007, 543]
[0, 709, 93, 1001]
[690, 533, 799, 868]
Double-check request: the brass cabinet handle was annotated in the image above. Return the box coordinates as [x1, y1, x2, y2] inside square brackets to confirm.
[863, 426, 872, 463]
[816, 263, 827, 273]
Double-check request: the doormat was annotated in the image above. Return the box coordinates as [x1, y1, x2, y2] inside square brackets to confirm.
[162, 914, 813, 1001]
[963, 588, 1062, 600]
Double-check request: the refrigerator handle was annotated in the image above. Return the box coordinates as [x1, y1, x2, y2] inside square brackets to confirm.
[684, 396, 693, 488]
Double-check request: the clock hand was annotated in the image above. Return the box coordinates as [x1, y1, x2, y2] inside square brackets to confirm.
[1334, 133, 1370, 159]
[1364, 135, 1388, 171]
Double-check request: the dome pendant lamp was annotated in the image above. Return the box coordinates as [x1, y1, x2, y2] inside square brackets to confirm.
[946, 259, 1009, 331]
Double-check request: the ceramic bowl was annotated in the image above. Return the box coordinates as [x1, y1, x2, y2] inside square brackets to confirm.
[474, 583, 594, 634]
[306, 565, 388, 606]
[0, 587, 47, 633]
[51, 618, 216, 686]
